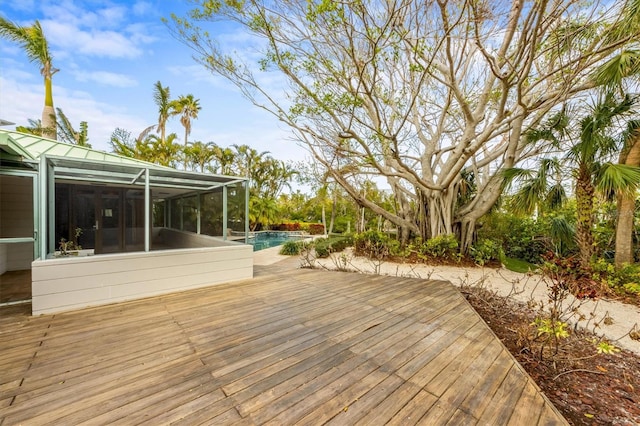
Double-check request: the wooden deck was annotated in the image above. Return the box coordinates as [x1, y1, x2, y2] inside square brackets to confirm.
[0, 266, 567, 425]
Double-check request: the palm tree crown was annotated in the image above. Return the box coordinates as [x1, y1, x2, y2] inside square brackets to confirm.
[153, 81, 171, 143]
[0, 18, 58, 139]
[170, 94, 201, 146]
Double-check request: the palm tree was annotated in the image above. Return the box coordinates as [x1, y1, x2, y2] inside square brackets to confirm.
[504, 157, 567, 217]
[56, 108, 90, 147]
[210, 146, 236, 175]
[249, 196, 279, 231]
[148, 133, 181, 167]
[507, 96, 640, 268]
[569, 94, 640, 268]
[591, 0, 640, 267]
[153, 81, 171, 143]
[613, 121, 640, 266]
[16, 118, 48, 136]
[170, 94, 201, 146]
[0, 18, 58, 139]
[184, 141, 216, 172]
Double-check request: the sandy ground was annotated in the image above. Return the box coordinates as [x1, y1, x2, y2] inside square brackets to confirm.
[254, 247, 640, 355]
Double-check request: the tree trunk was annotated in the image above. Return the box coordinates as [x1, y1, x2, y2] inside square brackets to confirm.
[328, 191, 336, 235]
[321, 205, 327, 236]
[615, 133, 640, 267]
[575, 166, 596, 269]
[42, 75, 56, 140]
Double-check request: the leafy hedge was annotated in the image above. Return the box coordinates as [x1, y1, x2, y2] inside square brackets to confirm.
[308, 223, 326, 235]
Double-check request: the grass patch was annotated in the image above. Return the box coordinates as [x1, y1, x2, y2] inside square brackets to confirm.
[503, 257, 537, 273]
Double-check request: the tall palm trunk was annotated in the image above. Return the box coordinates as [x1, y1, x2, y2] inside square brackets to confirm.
[42, 65, 56, 139]
[615, 134, 640, 267]
[575, 166, 596, 268]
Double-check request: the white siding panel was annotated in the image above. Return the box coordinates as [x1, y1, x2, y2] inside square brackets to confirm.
[31, 245, 253, 315]
[32, 245, 251, 281]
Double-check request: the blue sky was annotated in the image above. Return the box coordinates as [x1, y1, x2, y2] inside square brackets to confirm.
[0, 0, 307, 162]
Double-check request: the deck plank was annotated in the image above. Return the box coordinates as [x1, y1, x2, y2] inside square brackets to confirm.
[0, 266, 567, 425]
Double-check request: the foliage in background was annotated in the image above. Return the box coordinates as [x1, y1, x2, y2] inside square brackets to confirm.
[470, 239, 505, 266]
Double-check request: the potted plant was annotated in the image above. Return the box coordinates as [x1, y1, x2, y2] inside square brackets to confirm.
[57, 227, 83, 257]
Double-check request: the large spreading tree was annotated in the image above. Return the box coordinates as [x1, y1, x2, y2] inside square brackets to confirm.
[171, 0, 640, 249]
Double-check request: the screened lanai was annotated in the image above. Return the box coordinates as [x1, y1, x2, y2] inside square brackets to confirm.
[0, 130, 253, 315]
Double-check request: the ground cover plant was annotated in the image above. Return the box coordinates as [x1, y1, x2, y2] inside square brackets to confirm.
[465, 286, 640, 425]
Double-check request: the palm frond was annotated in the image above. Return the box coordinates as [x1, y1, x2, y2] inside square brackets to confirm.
[593, 49, 640, 88]
[596, 163, 640, 196]
[549, 215, 575, 247]
[0, 18, 52, 68]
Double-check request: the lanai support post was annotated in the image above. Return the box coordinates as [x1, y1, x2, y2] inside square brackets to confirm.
[144, 168, 150, 252]
[223, 185, 228, 241]
[38, 155, 47, 259]
[245, 180, 249, 244]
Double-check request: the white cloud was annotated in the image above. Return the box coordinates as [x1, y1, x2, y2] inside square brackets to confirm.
[3, 0, 35, 13]
[43, 20, 144, 59]
[73, 70, 138, 88]
[132, 1, 153, 16]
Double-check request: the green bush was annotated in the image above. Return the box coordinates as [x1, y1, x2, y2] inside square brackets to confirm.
[314, 235, 353, 258]
[279, 240, 306, 256]
[477, 212, 553, 263]
[353, 230, 392, 259]
[422, 234, 459, 259]
[471, 239, 505, 266]
[592, 258, 640, 294]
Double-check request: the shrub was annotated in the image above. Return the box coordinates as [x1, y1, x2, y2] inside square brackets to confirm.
[353, 230, 392, 259]
[314, 235, 353, 258]
[592, 258, 640, 294]
[471, 239, 504, 266]
[422, 234, 459, 259]
[477, 212, 553, 263]
[274, 222, 301, 231]
[280, 240, 305, 256]
[308, 223, 326, 235]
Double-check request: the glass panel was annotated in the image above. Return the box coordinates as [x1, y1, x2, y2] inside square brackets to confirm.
[153, 200, 165, 228]
[125, 189, 145, 251]
[100, 189, 121, 253]
[70, 187, 96, 250]
[227, 182, 246, 233]
[200, 189, 223, 237]
[182, 195, 198, 233]
[1, 175, 34, 238]
[170, 198, 182, 230]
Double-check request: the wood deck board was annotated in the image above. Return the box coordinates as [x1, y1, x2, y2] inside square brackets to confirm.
[0, 266, 567, 425]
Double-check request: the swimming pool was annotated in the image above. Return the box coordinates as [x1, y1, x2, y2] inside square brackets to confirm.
[248, 231, 306, 251]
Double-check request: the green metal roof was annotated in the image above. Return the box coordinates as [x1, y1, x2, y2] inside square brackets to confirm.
[0, 130, 247, 197]
[0, 129, 170, 169]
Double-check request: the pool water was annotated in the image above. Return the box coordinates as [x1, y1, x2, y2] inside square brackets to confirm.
[249, 231, 304, 251]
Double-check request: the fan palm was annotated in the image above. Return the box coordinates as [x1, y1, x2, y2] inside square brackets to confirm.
[591, 0, 640, 267]
[569, 94, 640, 268]
[0, 18, 58, 139]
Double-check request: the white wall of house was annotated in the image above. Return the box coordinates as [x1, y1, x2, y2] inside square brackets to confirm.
[31, 244, 253, 315]
[6, 242, 33, 271]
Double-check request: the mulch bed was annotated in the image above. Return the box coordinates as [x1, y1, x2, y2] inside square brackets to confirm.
[464, 287, 640, 426]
